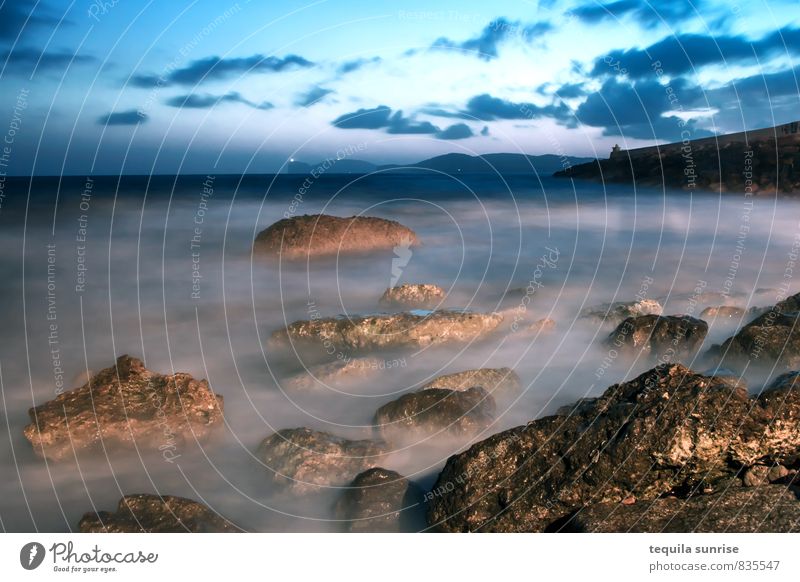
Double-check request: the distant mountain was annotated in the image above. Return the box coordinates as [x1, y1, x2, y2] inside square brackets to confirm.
[381, 153, 594, 175]
[286, 152, 594, 176]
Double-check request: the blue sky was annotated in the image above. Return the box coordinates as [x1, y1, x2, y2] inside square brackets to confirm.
[1, 0, 799, 174]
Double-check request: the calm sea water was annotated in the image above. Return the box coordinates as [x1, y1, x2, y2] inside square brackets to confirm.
[0, 172, 797, 531]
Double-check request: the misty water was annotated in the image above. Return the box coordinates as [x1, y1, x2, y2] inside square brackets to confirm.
[1, 173, 797, 532]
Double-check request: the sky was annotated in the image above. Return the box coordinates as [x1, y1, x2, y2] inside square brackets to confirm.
[1, 0, 799, 175]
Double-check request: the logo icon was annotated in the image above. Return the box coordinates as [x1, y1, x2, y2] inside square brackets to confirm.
[20, 542, 45, 570]
[390, 236, 414, 287]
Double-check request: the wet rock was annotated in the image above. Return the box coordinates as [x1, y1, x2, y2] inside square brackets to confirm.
[271, 310, 504, 352]
[605, 315, 708, 362]
[333, 468, 424, 532]
[257, 428, 384, 495]
[379, 284, 445, 309]
[281, 357, 389, 391]
[709, 309, 800, 372]
[253, 214, 419, 259]
[23, 355, 224, 461]
[78, 494, 238, 532]
[421, 367, 522, 401]
[700, 306, 747, 319]
[559, 486, 800, 532]
[426, 364, 800, 532]
[581, 299, 662, 325]
[374, 387, 495, 445]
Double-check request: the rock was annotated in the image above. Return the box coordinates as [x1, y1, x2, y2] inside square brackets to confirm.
[333, 468, 424, 532]
[520, 317, 556, 334]
[379, 284, 445, 309]
[373, 387, 495, 445]
[700, 306, 747, 319]
[420, 367, 522, 401]
[709, 309, 800, 372]
[581, 299, 663, 325]
[558, 486, 800, 532]
[253, 214, 419, 259]
[426, 364, 800, 532]
[271, 310, 504, 352]
[257, 428, 384, 495]
[605, 314, 708, 362]
[78, 494, 238, 532]
[281, 357, 389, 391]
[23, 355, 224, 461]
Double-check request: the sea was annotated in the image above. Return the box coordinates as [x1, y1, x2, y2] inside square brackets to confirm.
[0, 172, 797, 531]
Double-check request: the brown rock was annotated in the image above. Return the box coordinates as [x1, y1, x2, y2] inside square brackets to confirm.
[23, 355, 224, 461]
[334, 468, 424, 532]
[379, 284, 445, 309]
[420, 367, 522, 401]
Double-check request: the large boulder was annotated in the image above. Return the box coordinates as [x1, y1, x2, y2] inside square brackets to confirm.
[333, 468, 424, 532]
[420, 367, 522, 401]
[253, 214, 419, 259]
[426, 364, 800, 532]
[23, 355, 224, 461]
[606, 314, 708, 362]
[559, 486, 800, 533]
[379, 284, 445, 309]
[581, 299, 663, 325]
[373, 387, 495, 445]
[78, 494, 238, 533]
[271, 310, 504, 352]
[257, 428, 384, 495]
[709, 308, 800, 372]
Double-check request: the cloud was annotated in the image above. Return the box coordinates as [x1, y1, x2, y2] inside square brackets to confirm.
[336, 56, 381, 75]
[550, 82, 587, 99]
[575, 77, 710, 140]
[295, 85, 334, 107]
[430, 18, 552, 61]
[481, 125, 490, 136]
[165, 91, 273, 110]
[0, 0, 68, 45]
[436, 123, 474, 140]
[592, 27, 800, 79]
[571, 0, 702, 28]
[332, 105, 440, 134]
[98, 110, 148, 126]
[462, 93, 571, 121]
[1, 48, 95, 75]
[134, 54, 313, 87]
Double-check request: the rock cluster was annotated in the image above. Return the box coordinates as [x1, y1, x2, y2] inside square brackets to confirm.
[606, 314, 708, 362]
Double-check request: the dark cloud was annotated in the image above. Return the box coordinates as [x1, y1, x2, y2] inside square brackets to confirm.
[571, 0, 701, 28]
[0, 0, 67, 45]
[336, 56, 381, 75]
[165, 91, 273, 110]
[135, 54, 313, 87]
[723, 67, 800, 105]
[462, 93, 571, 121]
[1, 48, 95, 75]
[436, 123, 474, 140]
[575, 77, 710, 140]
[295, 85, 334, 107]
[538, 81, 587, 99]
[480, 125, 490, 136]
[431, 18, 552, 61]
[332, 105, 440, 134]
[592, 27, 800, 79]
[98, 110, 148, 126]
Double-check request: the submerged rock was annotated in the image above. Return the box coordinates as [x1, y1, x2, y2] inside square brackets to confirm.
[333, 468, 424, 532]
[420, 367, 522, 401]
[559, 486, 800, 533]
[581, 299, 663, 325]
[605, 314, 708, 362]
[253, 214, 419, 259]
[379, 283, 446, 309]
[271, 310, 504, 352]
[373, 387, 495, 445]
[426, 364, 800, 532]
[23, 355, 224, 461]
[78, 494, 238, 533]
[281, 357, 389, 391]
[257, 428, 384, 495]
